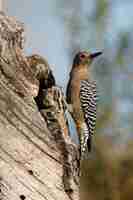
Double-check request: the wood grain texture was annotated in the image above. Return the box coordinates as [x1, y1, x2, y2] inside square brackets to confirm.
[0, 12, 79, 200]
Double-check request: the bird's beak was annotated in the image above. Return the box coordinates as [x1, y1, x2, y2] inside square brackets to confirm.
[90, 51, 103, 59]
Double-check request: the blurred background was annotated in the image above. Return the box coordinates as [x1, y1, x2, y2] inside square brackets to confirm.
[7, 0, 133, 199]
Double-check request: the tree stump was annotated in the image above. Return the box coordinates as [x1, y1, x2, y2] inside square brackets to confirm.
[0, 12, 79, 200]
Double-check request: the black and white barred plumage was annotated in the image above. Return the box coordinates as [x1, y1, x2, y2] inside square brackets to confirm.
[80, 80, 97, 154]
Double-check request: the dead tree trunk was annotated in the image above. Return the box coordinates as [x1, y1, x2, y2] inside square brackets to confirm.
[0, 12, 79, 200]
[0, 0, 3, 11]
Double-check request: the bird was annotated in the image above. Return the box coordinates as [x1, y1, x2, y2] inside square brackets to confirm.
[66, 51, 102, 156]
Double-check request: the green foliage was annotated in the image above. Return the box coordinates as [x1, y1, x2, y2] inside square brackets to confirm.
[94, 0, 109, 21]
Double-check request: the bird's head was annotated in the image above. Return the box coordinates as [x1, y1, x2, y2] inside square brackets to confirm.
[73, 51, 102, 67]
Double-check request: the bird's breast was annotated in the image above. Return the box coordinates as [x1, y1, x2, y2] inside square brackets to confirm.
[70, 79, 84, 122]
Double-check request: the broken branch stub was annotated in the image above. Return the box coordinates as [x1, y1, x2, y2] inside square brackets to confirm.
[0, 12, 38, 97]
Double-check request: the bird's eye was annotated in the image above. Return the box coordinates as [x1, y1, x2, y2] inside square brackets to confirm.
[80, 54, 85, 59]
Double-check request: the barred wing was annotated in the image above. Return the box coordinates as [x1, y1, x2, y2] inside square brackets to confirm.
[80, 80, 97, 153]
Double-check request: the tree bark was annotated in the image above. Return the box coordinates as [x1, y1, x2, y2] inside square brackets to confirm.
[0, 0, 3, 11]
[0, 12, 79, 200]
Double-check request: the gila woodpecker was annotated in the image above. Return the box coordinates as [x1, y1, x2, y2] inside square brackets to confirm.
[66, 51, 102, 155]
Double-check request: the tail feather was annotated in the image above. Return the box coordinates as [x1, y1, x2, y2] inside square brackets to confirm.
[87, 136, 91, 152]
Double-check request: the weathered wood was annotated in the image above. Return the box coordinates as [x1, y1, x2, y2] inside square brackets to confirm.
[0, 12, 79, 200]
[0, 0, 3, 11]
